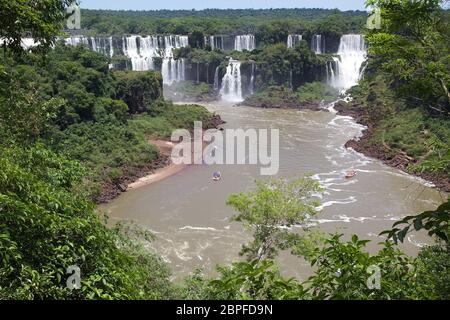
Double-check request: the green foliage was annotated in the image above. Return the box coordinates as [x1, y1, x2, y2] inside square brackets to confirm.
[345, 66, 450, 179]
[382, 200, 450, 245]
[243, 86, 301, 108]
[365, 0, 450, 112]
[206, 260, 307, 300]
[114, 70, 163, 114]
[307, 235, 413, 300]
[250, 43, 326, 90]
[243, 82, 337, 108]
[81, 8, 366, 36]
[413, 246, 450, 300]
[47, 120, 160, 201]
[0, 0, 72, 54]
[227, 177, 323, 261]
[165, 81, 216, 102]
[296, 81, 339, 104]
[129, 102, 216, 138]
[0, 144, 175, 300]
[375, 108, 448, 158]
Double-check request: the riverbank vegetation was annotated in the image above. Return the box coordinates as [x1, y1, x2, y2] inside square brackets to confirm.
[242, 82, 338, 109]
[1, 0, 449, 300]
[336, 0, 450, 191]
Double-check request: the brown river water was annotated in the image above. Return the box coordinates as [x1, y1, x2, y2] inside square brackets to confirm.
[101, 101, 446, 281]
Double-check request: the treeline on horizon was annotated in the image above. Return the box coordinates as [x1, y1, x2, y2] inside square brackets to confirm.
[79, 8, 367, 35]
[81, 8, 367, 18]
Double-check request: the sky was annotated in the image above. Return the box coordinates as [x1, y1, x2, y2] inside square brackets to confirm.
[79, 0, 367, 11]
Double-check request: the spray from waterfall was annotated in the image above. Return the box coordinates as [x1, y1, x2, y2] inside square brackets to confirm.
[220, 59, 243, 102]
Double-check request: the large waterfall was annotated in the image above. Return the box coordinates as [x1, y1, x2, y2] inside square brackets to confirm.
[220, 59, 243, 102]
[235, 35, 255, 51]
[287, 34, 302, 48]
[123, 35, 155, 71]
[311, 35, 325, 54]
[327, 34, 367, 91]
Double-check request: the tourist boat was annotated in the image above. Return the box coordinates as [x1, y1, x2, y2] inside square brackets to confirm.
[213, 172, 222, 181]
[345, 170, 357, 179]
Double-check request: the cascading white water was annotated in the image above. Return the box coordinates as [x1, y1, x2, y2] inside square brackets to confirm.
[328, 34, 367, 91]
[66, 36, 114, 58]
[123, 35, 153, 71]
[235, 35, 255, 51]
[91, 37, 97, 52]
[326, 57, 340, 89]
[162, 58, 186, 85]
[249, 62, 255, 95]
[311, 35, 325, 54]
[214, 66, 220, 91]
[220, 59, 242, 102]
[287, 34, 302, 48]
[0, 38, 38, 49]
[109, 37, 114, 57]
[205, 35, 225, 50]
[65, 36, 89, 47]
[120, 35, 188, 83]
[65, 35, 189, 78]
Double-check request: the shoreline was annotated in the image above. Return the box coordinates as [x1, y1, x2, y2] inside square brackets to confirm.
[334, 102, 450, 193]
[98, 113, 225, 203]
[238, 100, 325, 111]
[126, 140, 189, 191]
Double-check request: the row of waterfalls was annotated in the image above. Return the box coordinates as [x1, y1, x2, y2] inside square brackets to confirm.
[14, 33, 366, 101]
[65, 35, 189, 84]
[220, 34, 367, 102]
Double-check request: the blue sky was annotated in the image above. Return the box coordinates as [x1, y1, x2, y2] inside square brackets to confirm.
[80, 0, 367, 11]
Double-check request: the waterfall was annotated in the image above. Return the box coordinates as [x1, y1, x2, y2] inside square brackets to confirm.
[109, 37, 114, 57]
[220, 59, 243, 102]
[65, 36, 89, 47]
[312, 35, 325, 54]
[249, 62, 255, 95]
[287, 34, 302, 48]
[91, 37, 98, 52]
[65, 35, 189, 77]
[205, 36, 218, 50]
[214, 66, 220, 91]
[328, 34, 367, 91]
[235, 35, 255, 51]
[162, 58, 185, 85]
[205, 36, 224, 50]
[123, 35, 153, 71]
[326, 58, 340, 88]
[21, 38, 38, 49]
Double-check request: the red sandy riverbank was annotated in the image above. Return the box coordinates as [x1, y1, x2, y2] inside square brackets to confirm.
[98, 114, 225, 203]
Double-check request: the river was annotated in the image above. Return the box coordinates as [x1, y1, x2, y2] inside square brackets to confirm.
[101, 101, 446, 281]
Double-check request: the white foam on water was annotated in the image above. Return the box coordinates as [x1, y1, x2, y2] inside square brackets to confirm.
[316, 196, 357, 211]
[179, 226, 222, 232]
